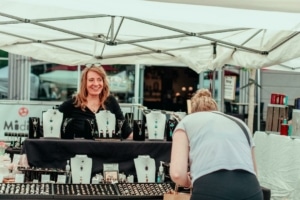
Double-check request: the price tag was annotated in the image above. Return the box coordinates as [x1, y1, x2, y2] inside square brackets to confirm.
[103, 163, 119, 171]
[56, 175, 66, 184]
[15, 174, 24, 183]
[12, 154, 21, 164]
[41, 174, 50, 183]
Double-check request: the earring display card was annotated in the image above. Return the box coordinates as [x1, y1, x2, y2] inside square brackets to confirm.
[29, 117, 41, 139]
[103, 163, 119, 184]
[133, 120, 145, 141]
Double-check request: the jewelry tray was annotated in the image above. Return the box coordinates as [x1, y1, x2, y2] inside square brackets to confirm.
[0, 182, 174, 199]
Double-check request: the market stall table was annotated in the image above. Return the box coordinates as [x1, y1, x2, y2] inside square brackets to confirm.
[21, 138, 172, 178]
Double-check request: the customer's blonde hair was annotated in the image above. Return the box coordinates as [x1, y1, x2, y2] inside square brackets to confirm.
[191, 88, 218, 113]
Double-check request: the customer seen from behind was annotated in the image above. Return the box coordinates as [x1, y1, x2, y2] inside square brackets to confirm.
[170, 88, 263, 200]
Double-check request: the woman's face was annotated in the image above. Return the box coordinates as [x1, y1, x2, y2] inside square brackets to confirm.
[86, 70, 104, 97]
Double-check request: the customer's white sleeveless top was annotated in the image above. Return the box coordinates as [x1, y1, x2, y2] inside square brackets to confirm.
[174, 111, 256, 184]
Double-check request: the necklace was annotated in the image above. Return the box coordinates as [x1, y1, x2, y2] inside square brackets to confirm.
[125, 113, 134, 128]
[49, 110, 56, 134]
[154, 118, 158, 138]
[62, 118, 72, 134]
[80, 159, 84, 171]
[105, 111, 109, 126]
[144, 158, 150, 183]
[79, 159, 85, 184]
[168, 119, 176, 137]
[86, 119, 95, 136]
[137, 120, 142, 135]
[31, 117, 38, 137]
[117, 119, 124, 139]
[106, 129, 109, 138]
[88, 101, 100, 113]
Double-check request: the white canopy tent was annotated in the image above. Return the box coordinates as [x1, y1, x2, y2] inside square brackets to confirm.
[0, 0, 300, 73]
[1, 1, 300, 198]
[264, 57, 300, 72]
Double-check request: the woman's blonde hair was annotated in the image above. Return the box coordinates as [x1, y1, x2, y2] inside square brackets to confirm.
[191, 88, 218, 113]
[73, 65, 110, 110]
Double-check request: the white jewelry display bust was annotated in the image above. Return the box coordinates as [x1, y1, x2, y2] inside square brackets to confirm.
[95, 110, 116, 138]
[42, 109, 63, 138]
[145, 110, 166, 140]
[71, 154, 92, 184]
[134, 155, 156, 183]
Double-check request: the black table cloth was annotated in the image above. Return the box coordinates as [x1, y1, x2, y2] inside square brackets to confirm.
[21, 138, 172, 178]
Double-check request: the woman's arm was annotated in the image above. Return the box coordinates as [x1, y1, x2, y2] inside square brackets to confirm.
[169, 129, 191, 187]
[251, 147, 258, 175]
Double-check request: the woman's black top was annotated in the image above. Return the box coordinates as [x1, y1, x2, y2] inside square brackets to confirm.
[58, 95, 132, 139]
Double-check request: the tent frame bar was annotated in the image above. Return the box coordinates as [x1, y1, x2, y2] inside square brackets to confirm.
[0, 12, 296, 59]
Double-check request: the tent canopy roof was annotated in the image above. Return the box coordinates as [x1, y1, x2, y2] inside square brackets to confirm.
[148, 0, 300, 13]
[1, 0, 300, 73]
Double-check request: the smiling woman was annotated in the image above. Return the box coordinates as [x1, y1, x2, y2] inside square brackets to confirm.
[58, 65, 133, 140]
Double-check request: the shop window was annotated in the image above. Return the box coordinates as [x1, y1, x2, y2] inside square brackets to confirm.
[32, 64, 135, 103]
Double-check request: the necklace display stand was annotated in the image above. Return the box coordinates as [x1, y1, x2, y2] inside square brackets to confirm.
[70, 154, 92, 184]
[29, 117, 41, 139]
[145, 110, 166, 140]
[134, 155, 156, 183]
[42, 109, 63, 138]
[95, 110, 116, 138]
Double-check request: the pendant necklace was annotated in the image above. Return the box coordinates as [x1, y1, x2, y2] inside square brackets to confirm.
[137, 120, 142, 135]
[126, 113, 134, 128]
[106, 111, 109, 125]
[80, 159, 84, 184]
[49, 110, 56, 134]
[31, 118, 38, 137]
[106, 111, 109, 135]
[168, 120, 176, 137]
[89, 101, 100, 113]
[145, 159, 149, 183]
[80, 159, 84, 171]
[86, 119, 95, 136]
[63, 118, 72, 134]
[154, 118, 158, 138]
[106, 129, 109, 138]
